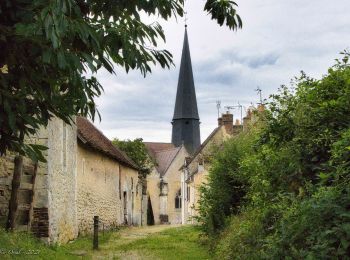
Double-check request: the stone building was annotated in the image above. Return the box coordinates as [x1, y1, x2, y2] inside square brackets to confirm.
[181, 106, 265, 224]
[181, 112, 242, 223]
[144, 143, 188, 224]
[76, 117, 144, 234]
[0, 118, 78, 243]
[0, 116, 145, 244]
[144, 26, 200, 224]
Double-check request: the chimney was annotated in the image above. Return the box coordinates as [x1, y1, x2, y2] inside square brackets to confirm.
[243, 108, 253, 130]
[222, 112, 233, 134]
[257, 104, 265, 112]
[218, 117, 223, 126]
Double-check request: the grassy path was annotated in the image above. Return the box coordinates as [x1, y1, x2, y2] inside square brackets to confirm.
[90, 225, 210, 259]
[68, 225, 211, 260]
[0, 225, 210, 259]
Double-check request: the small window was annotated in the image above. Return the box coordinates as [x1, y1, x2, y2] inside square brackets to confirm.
[175, 189, 182, 209]
[187, 186, 190, 201]
[185, 121, 189, 125]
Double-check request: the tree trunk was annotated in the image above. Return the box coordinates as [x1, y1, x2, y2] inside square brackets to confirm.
[6, 155, 23, 231]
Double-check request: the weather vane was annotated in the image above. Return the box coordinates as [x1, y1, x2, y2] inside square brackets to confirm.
[184, 11, 188, 27]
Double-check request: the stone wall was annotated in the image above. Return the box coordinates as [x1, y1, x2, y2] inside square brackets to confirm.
[0, 116, 145, 244]
[120, 164, 142, 226]
[0, 118, 78, 244]
[146, 168, 161, 224]
[163, 147, 188, 224]
[76, 145, 141, 235]
[0, 155, 14, 226]
[46, 118, 78, 244]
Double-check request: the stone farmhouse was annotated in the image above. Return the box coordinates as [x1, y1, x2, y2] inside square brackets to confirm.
[0, 116, 146, 244]
[181, 106, 264, 224]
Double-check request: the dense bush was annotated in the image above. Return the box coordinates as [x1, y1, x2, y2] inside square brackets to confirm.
[199, 52, 350, 259]
[196, 129, 256, 235]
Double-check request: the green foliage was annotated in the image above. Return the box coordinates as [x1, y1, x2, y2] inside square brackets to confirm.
[0, 0, 242, 161]
[112, 138, 153, 178]
[196, 129, 258, 235]
[199, 51, 350, 259]
[266, 186, 350, 259]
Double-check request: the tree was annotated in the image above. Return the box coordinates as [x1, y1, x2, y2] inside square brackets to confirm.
[112, 138, 154, 198]
[112, 138, 154, 178]
[0, 0, 242, 161]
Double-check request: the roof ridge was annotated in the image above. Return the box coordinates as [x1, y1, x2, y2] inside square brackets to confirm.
[154, 146, 181, 154]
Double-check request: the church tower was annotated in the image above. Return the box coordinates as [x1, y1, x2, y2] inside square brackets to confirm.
[171, 27, 201, 154]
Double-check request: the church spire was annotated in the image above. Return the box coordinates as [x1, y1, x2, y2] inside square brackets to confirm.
[173, 27, 199, 120]
[171, 27, 201, 154]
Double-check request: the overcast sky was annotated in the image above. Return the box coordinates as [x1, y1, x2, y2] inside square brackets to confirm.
[92, 0, 350, 143]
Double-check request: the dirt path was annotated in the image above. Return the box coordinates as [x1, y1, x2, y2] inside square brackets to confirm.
[90, 225, 181, 260]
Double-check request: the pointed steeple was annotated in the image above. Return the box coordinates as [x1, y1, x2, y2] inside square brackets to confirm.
[172, 27, 199, 120]
[171, 27, 201, 154]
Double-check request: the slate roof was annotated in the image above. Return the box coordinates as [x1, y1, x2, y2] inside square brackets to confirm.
[172, 28, 199, 120]
[76, 117, 138, 170]
[144, 142, 181, 177]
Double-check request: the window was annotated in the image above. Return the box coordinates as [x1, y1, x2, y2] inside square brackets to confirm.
[175, 189, 182, 209]
[187, 186, 190, 201]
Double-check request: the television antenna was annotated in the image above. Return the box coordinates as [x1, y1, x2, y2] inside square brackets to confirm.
[224, 102, 243, 125]
[255, 87, 263, 104]
[216, 100, 221, 118]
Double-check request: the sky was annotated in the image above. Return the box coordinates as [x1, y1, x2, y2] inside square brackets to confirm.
[92, 0, 350, 143]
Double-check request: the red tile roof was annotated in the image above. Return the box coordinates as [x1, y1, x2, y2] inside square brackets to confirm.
[76, 117, 138, 170]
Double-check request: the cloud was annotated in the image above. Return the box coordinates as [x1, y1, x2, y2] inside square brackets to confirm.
[92, 0, 350, 143]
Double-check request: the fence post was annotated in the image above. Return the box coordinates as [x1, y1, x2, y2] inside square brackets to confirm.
[93, 216, 99, 250]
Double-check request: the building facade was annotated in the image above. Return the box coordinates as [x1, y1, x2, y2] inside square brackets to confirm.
[0, 116, 145, 244]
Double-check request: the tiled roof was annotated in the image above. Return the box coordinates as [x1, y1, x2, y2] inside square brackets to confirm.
[76, 117, 138, 170]
[144, 142, 175, 159]
[144, 142, 181, 176]
[155, 147, 181, 176]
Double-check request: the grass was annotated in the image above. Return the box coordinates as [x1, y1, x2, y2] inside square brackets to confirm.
[114, 226, 211, 260]
[0, 228, 113, 260]
[0, 226, 211, 260]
